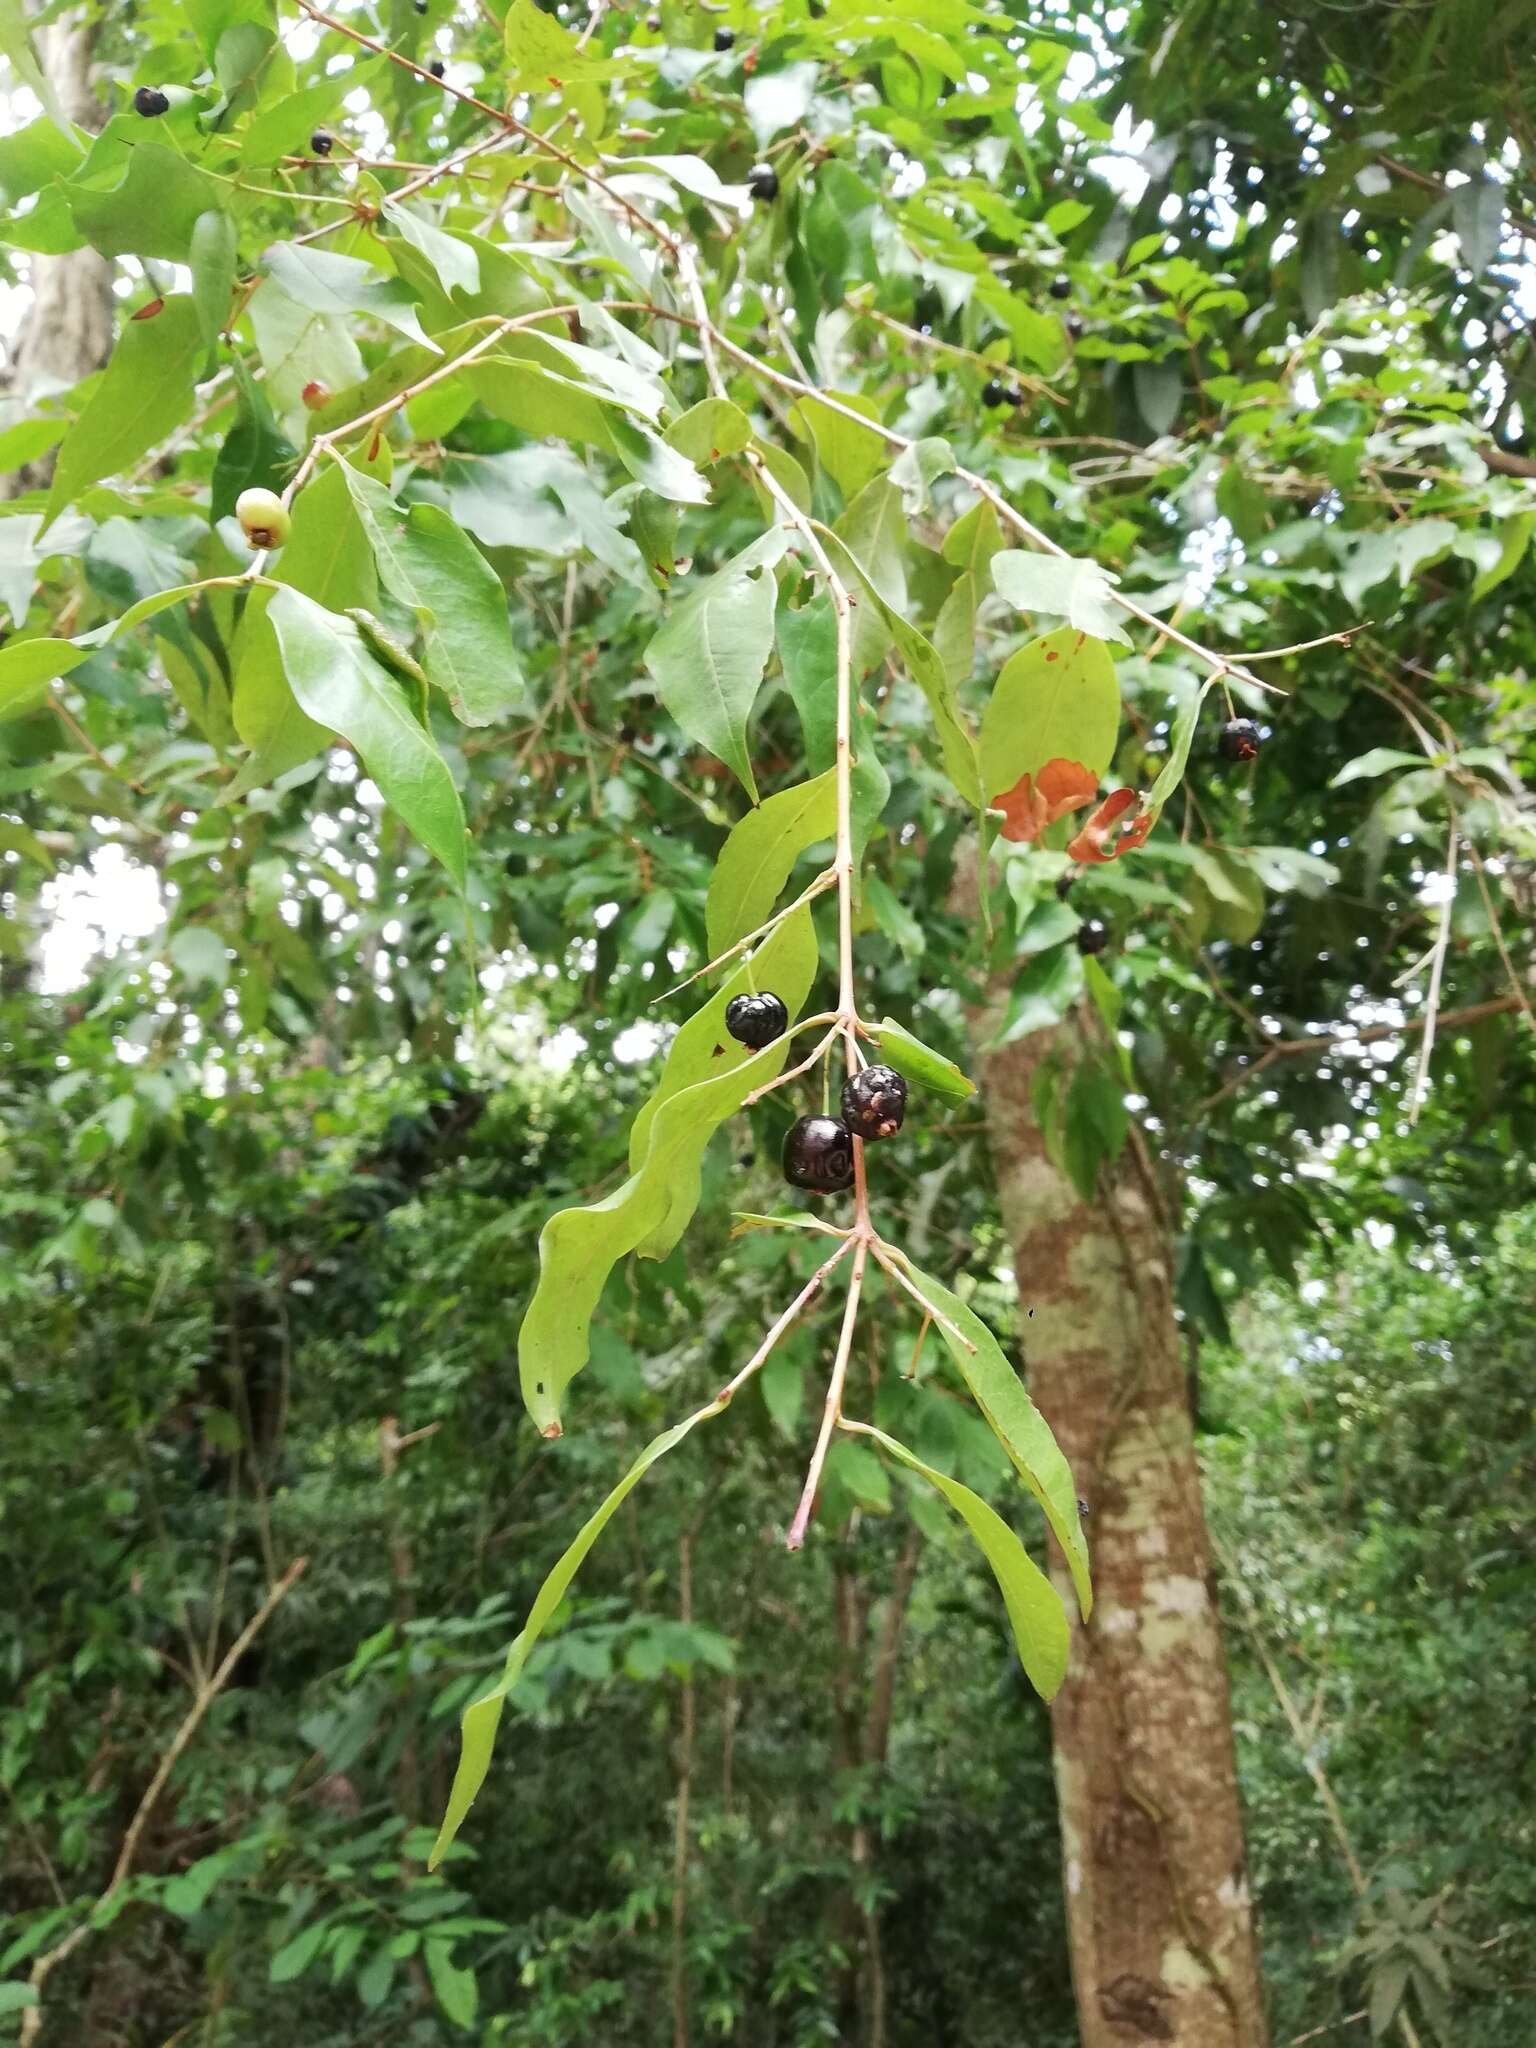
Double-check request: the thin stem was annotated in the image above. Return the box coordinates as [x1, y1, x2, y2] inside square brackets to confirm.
[786, 1239, 867, 1551]
[715, 1237, 855, 1406]
[742, 1027, 837, 1108]
[656, 871, 836, 1001]
[1408, 822, 1458, 1125]
[869, 1241, 976, 1354]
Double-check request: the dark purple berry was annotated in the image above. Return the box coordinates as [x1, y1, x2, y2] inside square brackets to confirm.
[415, 0, 428, 10]
[1218, 717, 1261, 763]
[133, 86, 169, 117]
[982, 378, 1009, 407]
[310, 128, 333, 155]
[713, 25, 735, 50]
[725, 991, 788, 1050]
[1049, 272, 1071, 300]
[841, 1064, 908, 1142]
[747, 162, 779, 202]
[1075, 920, 1109, 957]
[429, 57, 445, 77]
[783, 1115, 854, 1194]
[1066, 314, 1085, 340]
[1054, 870, 1075, 900]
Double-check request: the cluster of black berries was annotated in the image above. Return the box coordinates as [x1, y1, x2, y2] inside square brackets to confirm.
[724, 995, 909, 1196]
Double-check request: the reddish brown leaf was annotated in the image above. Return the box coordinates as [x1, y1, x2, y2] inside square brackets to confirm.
[131, 297, 165, 321]
[1066, 787, 1154, 863]
[991, 756, 1098, 843]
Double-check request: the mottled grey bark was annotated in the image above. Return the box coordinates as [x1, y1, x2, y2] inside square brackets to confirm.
[978, 1013, 1267, 2048]
[0, 7, 115, 500]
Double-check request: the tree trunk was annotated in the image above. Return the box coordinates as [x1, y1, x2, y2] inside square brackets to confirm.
[0, 6, 115, 502]
[978, 1014, 1267, 2048]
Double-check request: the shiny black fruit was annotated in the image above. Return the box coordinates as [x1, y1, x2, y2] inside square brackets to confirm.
[1049, 272, 1071, 300]
[841, 1064, 908, 1142]
[747, 162, 779, 202]
[1218, 717, 1261, 763]
[133, 86, 169, 117]
[783, 1115, 854, 1194]
[1075, 920, 1109, 956]
[429, 57, 445, 77]
[982, 378, 1009, 407]
[714, 25, 735, 49]
[310, 129, 333, 155]
[725, 991, 788, 1049]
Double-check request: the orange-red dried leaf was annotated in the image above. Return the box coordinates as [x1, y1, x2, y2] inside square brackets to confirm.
[991, 756, 1098, 844]
[1066, 787, 1153, 863]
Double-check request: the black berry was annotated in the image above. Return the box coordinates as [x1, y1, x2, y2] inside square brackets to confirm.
[133, 86, 169, 118]
[714, 26, 735, 50]
[647, 11, 662, 26]
[310, 129, 333, 155]
[1066, 314, 1085, 340]
[982, 378, 1009, 407]
[1054, 870, 1074, 900]
[1049, 272, 1071, 300]
[747, 162, 779, 202]
[724, 991, 788, 1050]
[1218, 717, 1261, 763]
[429, 57, 445, 77]
[415, 0, 428, 10]
[1075, 920, 1109, 956]
[841, 1064, 908, 1142]
[783, 1115, 854, 1194]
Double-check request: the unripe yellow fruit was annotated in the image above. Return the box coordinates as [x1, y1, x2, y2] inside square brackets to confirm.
[235, 487, 291, 550]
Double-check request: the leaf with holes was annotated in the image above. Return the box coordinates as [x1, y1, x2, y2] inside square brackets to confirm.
[980, 628, 1120, 808]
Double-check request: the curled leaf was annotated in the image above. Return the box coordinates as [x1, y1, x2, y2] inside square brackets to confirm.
[990, 756, 1098, 844]
[1066, 787, 1155, 864]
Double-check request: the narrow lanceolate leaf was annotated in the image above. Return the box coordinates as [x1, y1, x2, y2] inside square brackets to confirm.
[429, 1396, 726, 1868]
[1145, 675, 1217, 818]
[704, 769, 837, 957]
[519, 911, 818, 1435]
[267, 588, 467, 887]
[991, 550, 1131, 647]
[189, 209, 237, 354]
[895, 1261, 1091, 1619]
[628, 905, 817, 1178]
[843, 1421, 1071, 1700]
[338, 468, 526, 725]
[0, 637, 88, 719]
[642, 528, 788, 801]
[979, 627, 1120, 806]
[868, 1018, 974, 1102]
[43, 296, 204, 530]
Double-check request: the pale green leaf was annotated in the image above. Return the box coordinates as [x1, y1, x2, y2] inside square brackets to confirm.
[868, 1017, 974, 1101]
[263, 241, 439, 353]
[979, 626, 1120, 802]
[991, 550, 1130, 646]
[423, 1939, 477, 2032]
[704, 769, 837, 957]
[429, 1396, 726, 1867]
[267, 588, 467, 887]
[844, 1421, 1072, 1698]
[0, 637, 88, 720]
[642, 528, 788, 800]
[380, 200, 480, 297]
[1330, 745, 1427, 788]
[892, 1263, 1091, 1619]
[43, 297, 204, 529]
[190, 209, 237, 354]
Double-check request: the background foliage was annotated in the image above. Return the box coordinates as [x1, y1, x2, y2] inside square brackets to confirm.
[2, 0, 1534, 2040]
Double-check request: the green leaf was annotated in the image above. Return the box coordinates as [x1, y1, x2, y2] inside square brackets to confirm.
[889, 436, 957, 514]
[1330, 745, 1426, 788]
[0, 1984, 38, 2014]
[212, 359, 296, 524]
[665, 396, 752, 466]
[844, 1421, 1071, 1698]
[267, 588, 467, 887]
[825, 1438, 893, 1515]
[263, 241, 439, 353]
[336, 468, 526, 725]
[777, 589, 837, 773]
[704, 769, 837, 957]
[1192, 848, 1265, 943]
[791, 391, 887, 499]
[642, 528, 788, 801]
[1132, 357, 1181, 435]
[1471, 510, 1534, 600]
[0, 115, 82, 201]
[381, 200, 480, 298]
[868, 1017, 974, 1102]
[423, 1938, 478, 2031]
[355, 1945, 395, 2010]
[1369, 1954, 1410, 2039]
[628, 904, 818, 1178]
[270, 1921, 327, 1984]
[1145, 675, 1217, 818]
[43, 297, 205, 530]
[190, 209, 237, 354]
[503, 0, 579, 76]
[892, 1263, 1091, 1620]
[1452, 178, 1504, 278]
[991, 550, 1130, 646]
[430, 1396, 727, 1867]
[521, 912, 819, 1432]
[169, 926, 230, 990]
[995, 941, 1084, 1042]
[64, 143, 229, 263]
[979, 627, 1120, 802]
[248, 275, 365, 423]
[0, 637, 88, 719]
